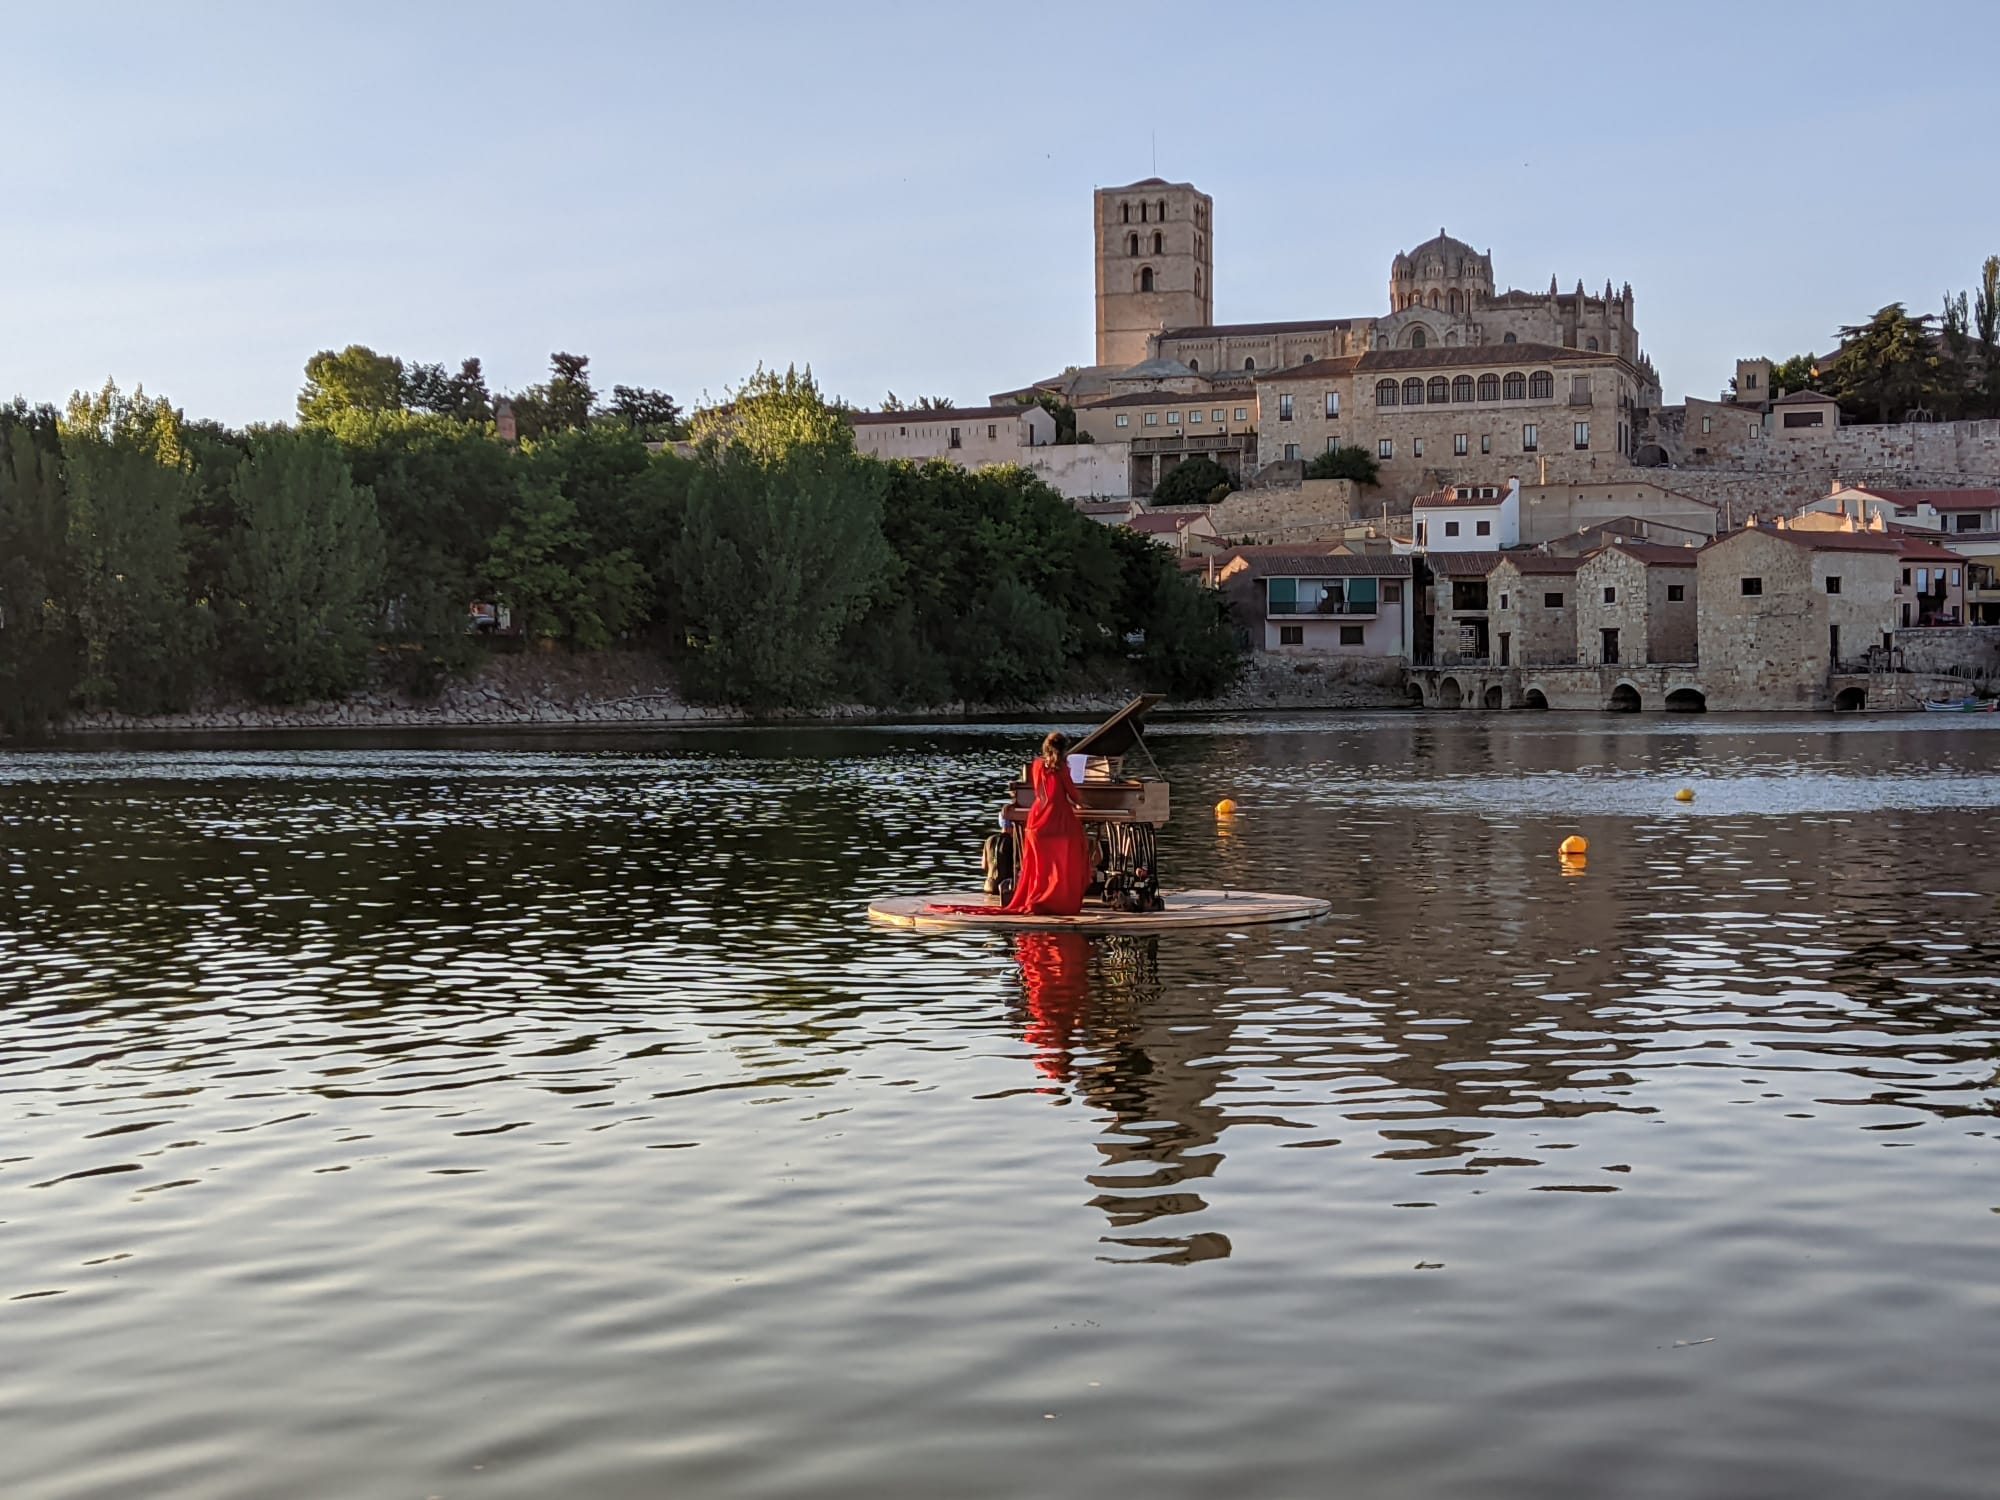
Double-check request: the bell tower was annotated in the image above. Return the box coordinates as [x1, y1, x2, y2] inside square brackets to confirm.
[1094, 179, 1214, 369]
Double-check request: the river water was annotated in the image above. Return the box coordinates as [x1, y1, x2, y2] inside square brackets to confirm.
[3, 713, 1998, 1500]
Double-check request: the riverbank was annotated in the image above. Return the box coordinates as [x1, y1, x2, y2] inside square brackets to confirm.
[38, 650, 1411, 737]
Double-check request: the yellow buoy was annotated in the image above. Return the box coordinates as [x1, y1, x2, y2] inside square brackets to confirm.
[1675, 788, 1695, 803]
[1215, 798, 1238, 817]
[1559, 835, 1588, 856]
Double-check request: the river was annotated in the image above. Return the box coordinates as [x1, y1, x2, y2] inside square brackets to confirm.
[3, 713, 1998, 1499]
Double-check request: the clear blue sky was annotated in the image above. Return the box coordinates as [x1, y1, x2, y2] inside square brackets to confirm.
[3, 1, 1994, 426]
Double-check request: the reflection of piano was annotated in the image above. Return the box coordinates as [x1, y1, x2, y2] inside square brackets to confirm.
[993, 695, 1169, 910]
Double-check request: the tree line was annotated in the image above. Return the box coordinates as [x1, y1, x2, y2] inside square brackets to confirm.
[1761, 255, 2000, 423]
[0, 354, 1237, 737]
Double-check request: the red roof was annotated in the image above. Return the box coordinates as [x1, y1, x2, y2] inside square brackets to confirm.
[1898, 539, 1963, 563]
[1600, 541, 1702, 566]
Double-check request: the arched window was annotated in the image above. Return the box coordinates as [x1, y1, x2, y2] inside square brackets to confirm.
[1376, 379, 1399, 407]
[1121, 203, 1130, 223]
[1128, 233, 1138, 257]
[1157, 199, 1167, 220]
[1529, 370, 1554, 400]
[1140, 202, 1148, 223]
[1429, 290, 1441, 309]
[1448, 290, 1461, 313]
[1502, 371, 1526, 401]
[1502, 332, 1517, 344]
[1188, 358, 1199, 372]
[1452, 375, 1475, 402]
[1428, 376, 1450, 404]
[1139, 266, 1154, 292]
[1194, 269, 1202, 298]
[1411, 328, 1426, 349]
[1152, 231, 1162, 254]
[1586, 336, 1599, 351]
[1478, 373, 1499, 401]
[1402, 377, 1425, 406]
[1244, 358, 1255, 371]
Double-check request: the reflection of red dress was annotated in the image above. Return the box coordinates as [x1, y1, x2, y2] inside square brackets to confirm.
[1006, 760, 1091, 915]
[1017, 931, 1092, 1081]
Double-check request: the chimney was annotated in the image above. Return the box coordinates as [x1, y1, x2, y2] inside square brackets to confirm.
[1747, 513, 1759, 528]
[494, 398, 517, 444]
[1869, 511, 1886, 532]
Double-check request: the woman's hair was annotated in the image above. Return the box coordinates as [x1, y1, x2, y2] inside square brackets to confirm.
[1040, 731, 1069, 769]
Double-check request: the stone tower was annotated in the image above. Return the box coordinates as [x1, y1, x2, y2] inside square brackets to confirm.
[1094, 178, 1214, 369]
[1389, 230, 1493, 316]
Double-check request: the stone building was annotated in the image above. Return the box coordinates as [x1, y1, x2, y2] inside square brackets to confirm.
[1095, 179, 1214, 370]
[1071, 388, 1259, 493]
[1694, 526, 1901, 708]
[849, 404, 1055, 465]
[1574, 543, 1700, 667]
[1515, 479, 1718, 545]
[1488, 554, 1584, 668]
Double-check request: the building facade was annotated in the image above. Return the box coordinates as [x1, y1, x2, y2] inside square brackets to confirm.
[1573, 544, 1700, 667]
[1095, 179, 1214, 369]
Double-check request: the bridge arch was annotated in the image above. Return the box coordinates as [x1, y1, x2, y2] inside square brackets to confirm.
[1609, 681, 1643, 713]
[1664, 687, 1707, 713]
[1438, 677, 1465, 709]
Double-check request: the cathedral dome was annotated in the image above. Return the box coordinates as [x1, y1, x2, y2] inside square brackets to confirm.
[1389, 229, 1493, 314]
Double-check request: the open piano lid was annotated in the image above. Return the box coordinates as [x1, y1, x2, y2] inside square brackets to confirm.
[1069, 694, 1164, 762]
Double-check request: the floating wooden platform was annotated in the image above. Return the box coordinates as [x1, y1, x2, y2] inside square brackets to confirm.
[867, 888, 1331, 933]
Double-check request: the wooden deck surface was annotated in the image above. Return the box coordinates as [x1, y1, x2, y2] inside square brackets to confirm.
[867, 889, 1331, 933]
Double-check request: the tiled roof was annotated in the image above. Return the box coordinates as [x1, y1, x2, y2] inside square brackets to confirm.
[1261, 356, 1365, 380]
[1493, 553, 1585, 575]
[1260, 343, 1618, 381]
[1159, 318, 1354, 339]
[1771, 388, 1837, 405]
[1414, 488, 1514, 510]
[1898, 539, 1964, 563]
[848, 405, 1026, 426]
[1600, 541, 1702, 565]
[1426, 551, 1504, 575]
[1732, 527, 1905, 555]
[1841, 487, 2000, 512]
[1076, 390, 1252, 410]
[1234, 552, 1413, 579]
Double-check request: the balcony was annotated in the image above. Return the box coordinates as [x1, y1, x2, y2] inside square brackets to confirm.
[1131, 432, 1256, 454]
[1268, 601, 1378, 618]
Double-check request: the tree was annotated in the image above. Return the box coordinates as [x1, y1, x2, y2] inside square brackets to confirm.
[58, 383, 210, 712]
[674, 443, 889, 710]
[220, 428, 384, 702]
[0, 402, 79, 736]
[1014, 391, 1083, 443]
[1110, 525, 1239, 699]
[1941, 290, 1974, 420]
[605, 384, 683, 440]
[298, 345, 407, 425]
[482, 482, 648, 649]
[1827, 304, 1942, 423]
[1305, 444, 1381, 484]
[505, 352, 597, 441]
[1151, 455, 1231, 506]
[687, 364, 853, 463]
[1767, 354, 1822, 395]
[1974, 255, 2000, 418]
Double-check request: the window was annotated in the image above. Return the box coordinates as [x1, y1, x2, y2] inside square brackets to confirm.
[1157, 198, 1166, 219]
[1280, 625, 1304, 646]
[1144, 412, 1158, 426]
[1543, 592, 1564, 608]
[1284, 443, 1300, 461]
[1951, 568, 1962, 586]
[1822, 573, 1843, 596]
[1152, 231, 1163, 254]
[1522, 423, 1538, 452]
[1139, 202, 1147, 222]
[1500, 593, 1510, 609]
[1213, 409, 1226, 423]
[1127, 233, 1138, 257]
[1603, 586, 1616, 604]
[1411, 328, 1426, 349]
[1454, 433, 1469, 455]
[1453, 375, 1474, 402]
[1378, 438, 1394, 459]
[1956, 513, 1981, 532]
[1327, 436, 1340, 451]
[1188, 358, 1199, 372]
[1115, 413, 1129, 428]
[1503, 371, 1526, 400]
[1570, 375, 1592, 403]
[1503, 332, 1517, 344]
[1478, 373, 1500, 401]
[1427, 376, 1450, 405]
[1383, 582, 1402, 603]
[1376, 379, 1400, 407]
[1413, 438, 1424, 457]
[1601, 627, 1619, 663]
[1587, 337, 1599, 351]
[1417, 522, 1426, 544]
[1139, 266, 1154, 292]
[949, 427, 961, 449]
[1782, 410, 1825, 429]
[1244, 358, 1255, 371]
[1444, 521, 1460, 537]
[1339, 625, 1365, 646]
[1121, 203, 1130, 223]
[1188, 409, 1202, 424]
[1901, 568, 1911, 585]
[1325, 391, 1340, 417]
[1574, 422, 1590, 450]
[1741, 577, 1762, 596]
[1476, 520, 1491, 537]
[1402, 377, 1425, 406]
[1667, 584, 1685, 602]
[1195, 269, 1202, 298]
[1481, 434, 1491, 454]
[1279, 394, 1294, 421]
[1702, 416, 1713, 433]
[987, 424, 997, 439]
[1529, 371, 1554, 400]
[1234, 407, 1248, 421]
[1166, 411, 1180, 425]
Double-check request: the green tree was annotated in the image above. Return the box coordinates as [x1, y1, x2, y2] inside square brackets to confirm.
[298, 345, 407, 425]
[1305, 444, 1381, 484]
[1827, 304, 1942, 423]
[58, 383, 210, 712]
[0, 402, 79, 736]
[605, 384, 682, 439]
[482, 482, 648, 649]
[220, 428, 385, 702]
[688, 364, 852, 463]
[1111, 526, 1239, 698]
[1767, 354, 1822, 394]
[674, 443, 889, 710]
[1941, 290, 1975, 419]
[1973, 255, 2000, 418]
[1151, 455, 1231, 506]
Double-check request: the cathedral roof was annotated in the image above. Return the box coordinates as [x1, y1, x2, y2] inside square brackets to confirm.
[1260, 343, 1619, 381]
[1158, 317, 1353, 339]
[1111, 357, 1200, 379]
[1395, 229, 1488, 267]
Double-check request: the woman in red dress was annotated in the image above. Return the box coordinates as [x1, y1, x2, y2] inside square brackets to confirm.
[1005, 731, 1092, 916]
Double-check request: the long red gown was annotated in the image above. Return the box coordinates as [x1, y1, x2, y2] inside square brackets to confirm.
[1004, 759, 1091, 915]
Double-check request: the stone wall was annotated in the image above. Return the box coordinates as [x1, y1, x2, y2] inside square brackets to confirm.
[1021, 442, 1133, 500]
[1694, 531, 1900, 709]
[1159, 479, 1372, 544]
[1892, 625, 2000, 681]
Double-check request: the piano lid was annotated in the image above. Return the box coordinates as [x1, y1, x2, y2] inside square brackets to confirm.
[1069, 694, 1164, 761]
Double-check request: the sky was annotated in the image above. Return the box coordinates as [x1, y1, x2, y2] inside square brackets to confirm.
[2, 1, 1996, 426]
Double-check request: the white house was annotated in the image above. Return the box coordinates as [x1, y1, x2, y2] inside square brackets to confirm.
[1413, 477, 1521, 551]
[1216, 548, 1413, 659]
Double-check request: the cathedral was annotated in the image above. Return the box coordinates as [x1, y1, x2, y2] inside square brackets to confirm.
[1065, 177, 1659, 406]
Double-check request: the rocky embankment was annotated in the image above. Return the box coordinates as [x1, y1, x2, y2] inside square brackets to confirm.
[50, 650, 1409, 735]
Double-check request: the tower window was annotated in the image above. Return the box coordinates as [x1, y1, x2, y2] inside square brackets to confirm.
[1503, 332, 1517, 344]
[1121, 203, 1130, 223]
[1244, 358, 1255, 371]
[1587, 337, 1599, 351]
[1188, 358, 1199, 372]
[1157, 198, 1166, 219]
[1139, 266, 1154, 292]
[1195, 269, 1202, 298]
[1128, 233, 1138, 257]
[1140, 202, 1147, 222]
[1153, 231, 1162, 254]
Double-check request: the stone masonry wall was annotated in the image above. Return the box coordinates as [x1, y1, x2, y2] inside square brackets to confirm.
[1892, 625, 2000, 681]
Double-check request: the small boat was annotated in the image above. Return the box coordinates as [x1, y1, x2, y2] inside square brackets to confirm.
[1921, 697, 1998, 713]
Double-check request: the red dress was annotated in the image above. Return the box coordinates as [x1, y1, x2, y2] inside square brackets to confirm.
[1006, 759, 1091, 915]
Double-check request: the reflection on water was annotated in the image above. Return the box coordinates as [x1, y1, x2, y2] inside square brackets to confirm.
[3, 714, 2000, 1499]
